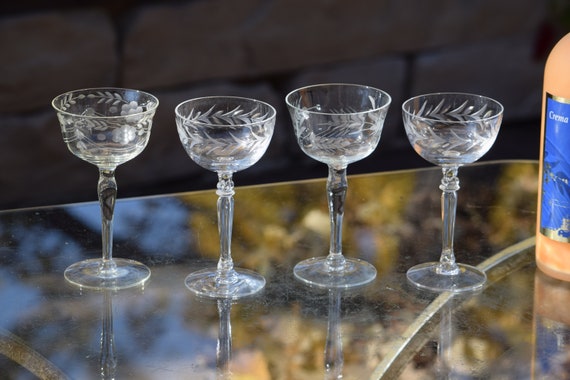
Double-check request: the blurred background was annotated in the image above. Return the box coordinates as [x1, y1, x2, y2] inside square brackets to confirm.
[0, 0, 568, 209]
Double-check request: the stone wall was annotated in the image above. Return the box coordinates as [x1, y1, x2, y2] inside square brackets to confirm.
[0, 0, 559, 209]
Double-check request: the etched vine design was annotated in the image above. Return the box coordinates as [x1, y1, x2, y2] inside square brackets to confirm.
[58, 91, 129, 112]
[55, 90, 156, 147]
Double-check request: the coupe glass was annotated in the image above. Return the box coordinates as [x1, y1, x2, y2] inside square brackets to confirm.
[175, 96, 275, 299]
[52, 88, 158, 290]
[402, 92, 503, 292]
[286, 83, 391, 288]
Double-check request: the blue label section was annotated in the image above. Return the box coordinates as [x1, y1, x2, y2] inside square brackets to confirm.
[541, 94, 570, 242]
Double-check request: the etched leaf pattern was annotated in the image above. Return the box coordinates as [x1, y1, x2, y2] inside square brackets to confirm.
[404, 97, 501, 165]
[291, 98, 386, 164]
[53, 89, 157, 168]
[181, 105, 271, 157]
[59, 91, 128, 112]
[55, 90, 155, 147]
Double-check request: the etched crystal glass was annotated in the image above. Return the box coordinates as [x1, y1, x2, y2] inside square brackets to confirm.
[52, 88, 158, 289]
[175, 96, 276, 299]
[403, 92, 503, 292]
[286, 83, 391, 288]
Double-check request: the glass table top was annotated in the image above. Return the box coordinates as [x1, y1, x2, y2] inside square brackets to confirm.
[0, 160, 556, 379]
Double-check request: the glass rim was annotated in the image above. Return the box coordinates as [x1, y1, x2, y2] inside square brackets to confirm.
[175, 95, 277, 127]
[285, 83, 392, 116]
[402, 92, 504, 122]
[51, 87, 159, 118]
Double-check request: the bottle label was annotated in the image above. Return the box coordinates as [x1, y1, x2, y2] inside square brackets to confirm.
[541, 93, 570, 242]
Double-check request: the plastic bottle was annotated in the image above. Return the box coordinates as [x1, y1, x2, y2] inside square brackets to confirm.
[536, 32, 570, 281]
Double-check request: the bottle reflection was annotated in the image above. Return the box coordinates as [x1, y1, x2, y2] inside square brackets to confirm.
[100, 289, 117, 380]
[324, 289, 343, 380]
[533, 270, 570, 379]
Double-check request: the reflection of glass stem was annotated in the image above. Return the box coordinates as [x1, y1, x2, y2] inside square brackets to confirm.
[437, 300, 453, 378]
[327, 166, 348, 272]
[100, 290, 117, 380]
[439, 167, 460, 275]
[216, 172, 238, 287]
[98, 169, 117, 274]
[325, 289, 343, 379]
[217, 299, 233, 379]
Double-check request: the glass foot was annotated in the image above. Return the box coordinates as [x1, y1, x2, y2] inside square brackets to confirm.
[185, 268, 265, 299]
[294, 256, 377, 289]
[406, 262, 486, 292]
[64, 258, 151, 290]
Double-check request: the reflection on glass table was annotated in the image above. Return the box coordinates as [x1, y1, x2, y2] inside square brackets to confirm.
[0, 160, 546, 379]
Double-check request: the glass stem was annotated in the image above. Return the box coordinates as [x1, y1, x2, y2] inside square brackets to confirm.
[98, 169, 117, 274]
[216, 172, 237, 285]
[327, 166, 348, 272]
[325, 289, 343, 379]
[439, 166, 460, 275]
